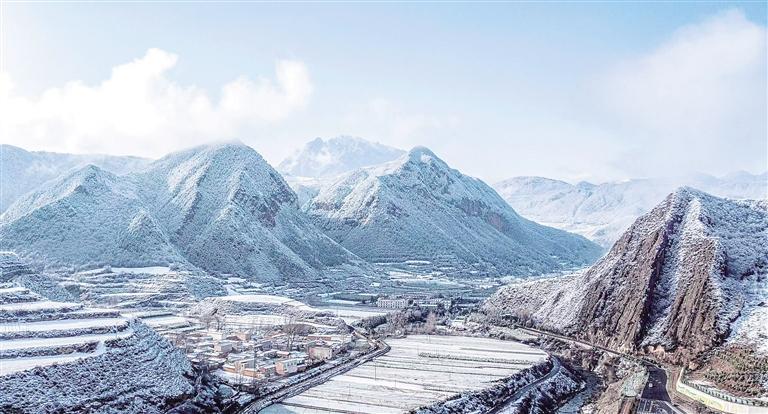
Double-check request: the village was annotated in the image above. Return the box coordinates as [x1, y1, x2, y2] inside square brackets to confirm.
[138, 292, 460, 388]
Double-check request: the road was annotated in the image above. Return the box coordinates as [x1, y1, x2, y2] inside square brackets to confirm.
[239, 330, 389, 413]
[491, 357, 563, 413]
[642, 366, 671, 401]
[516, 326, 687, 414]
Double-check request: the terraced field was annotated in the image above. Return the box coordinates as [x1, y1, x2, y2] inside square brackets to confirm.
[0, 281, 195, 413]
[0, 282, 130, 375]
[263, 335, 548, 414]
[60, 266, 224, 309]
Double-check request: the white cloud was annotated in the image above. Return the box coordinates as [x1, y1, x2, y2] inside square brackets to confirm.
[597, 9, 766, 176]
[0, 48, 312, 157]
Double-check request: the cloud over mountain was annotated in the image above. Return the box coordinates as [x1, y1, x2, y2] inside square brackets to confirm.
[0, 49, 312, 158]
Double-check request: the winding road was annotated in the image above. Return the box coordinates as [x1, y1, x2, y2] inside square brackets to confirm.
[492, 357, 563, 413]
[515, 326, 687, 414]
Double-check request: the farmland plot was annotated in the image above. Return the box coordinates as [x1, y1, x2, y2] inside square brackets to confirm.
[263, 335, 547, 414]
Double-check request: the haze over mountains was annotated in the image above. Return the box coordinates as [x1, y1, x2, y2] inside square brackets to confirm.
[494, 173, 767, 248]
[278, 136, 405, 178]
[305, 147, 601, 276]
[483, 188, 768, 361]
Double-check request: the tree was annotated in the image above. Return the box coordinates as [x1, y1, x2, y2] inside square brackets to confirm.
[283, 315, 301, 351]
[214, 312, 226, 331]
[425, 312, 437, 334]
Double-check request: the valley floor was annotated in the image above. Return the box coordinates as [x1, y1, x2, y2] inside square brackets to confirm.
[261, 335, 548, 414]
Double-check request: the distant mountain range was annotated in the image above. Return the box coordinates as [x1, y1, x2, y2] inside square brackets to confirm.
[6, 137, 762, 286]
[0, 144, 150, 212]
[494, 173, 767, 247]
[304, 146, 602, 276]
[483, 188, 768, 362]
[0, 142, 371, 284]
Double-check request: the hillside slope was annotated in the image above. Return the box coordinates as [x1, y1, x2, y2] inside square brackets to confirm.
[483, 188, 768, 362]
[305, 147, 602, 277]
[0, 274, 195, 413]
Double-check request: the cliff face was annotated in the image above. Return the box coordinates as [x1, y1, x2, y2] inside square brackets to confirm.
[484, 188, 768, 362]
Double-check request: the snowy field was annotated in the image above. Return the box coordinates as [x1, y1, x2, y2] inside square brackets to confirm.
[263, 335, 547, 414]
[315, 306, 386, 323]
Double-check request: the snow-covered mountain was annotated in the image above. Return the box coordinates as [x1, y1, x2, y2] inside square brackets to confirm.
[483, 188, 768, 362]
[0, 144, 150, 212]
[0, 142, 372, 284]
[493, 173, 767, 248]
[305, 147, 602, 277]
[278, 136, 405, 178]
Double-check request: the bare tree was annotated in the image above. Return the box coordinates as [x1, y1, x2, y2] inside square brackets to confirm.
[173, 331, 188, 348]
[199, 312, 214, 330]
[424, 312, 437, 334]
[387, 312, 407, 335]
[214, 310, 226, 331]
[282, 315, 313, 351]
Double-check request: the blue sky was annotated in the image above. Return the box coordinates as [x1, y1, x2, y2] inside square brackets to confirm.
[2, 2, 766, 182]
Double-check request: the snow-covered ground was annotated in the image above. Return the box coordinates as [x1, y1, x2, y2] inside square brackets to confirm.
[0, 328, 134, 352]
[0, 300, 82, 313]
[216, 294, 313, 309]
[263, 335, 547, 414]
[0, 317, 127, 333]
[0, 283, 196, 413]
[0, 288, 134, 375]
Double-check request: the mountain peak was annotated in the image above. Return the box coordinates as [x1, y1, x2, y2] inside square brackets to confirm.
[306, 145, 601, 277]
[405, 146, 440, 163]
[279, 136, 405, 178]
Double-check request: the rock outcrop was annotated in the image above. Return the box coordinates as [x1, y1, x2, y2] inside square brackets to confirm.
[484, 188, 768, 362]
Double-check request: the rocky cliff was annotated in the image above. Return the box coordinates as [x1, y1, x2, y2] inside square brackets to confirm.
[483, 188, 768, 362]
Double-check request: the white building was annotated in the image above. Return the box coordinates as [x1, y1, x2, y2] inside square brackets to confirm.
[377, 297, 408, 309]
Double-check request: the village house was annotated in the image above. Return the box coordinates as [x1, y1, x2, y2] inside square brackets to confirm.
[308, 345, 334, 361]
[275, 358, 303, 375]
[214, 341, 234, 355]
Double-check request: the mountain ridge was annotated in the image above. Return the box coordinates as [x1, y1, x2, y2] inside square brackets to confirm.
[0, 143, 372, 285]
[278, 135, 405, 178]
[0, 144, 151, 212]
[305, 147, 602, 277]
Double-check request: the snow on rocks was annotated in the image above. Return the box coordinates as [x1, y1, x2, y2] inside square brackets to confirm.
[483, 187, 768, 363]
